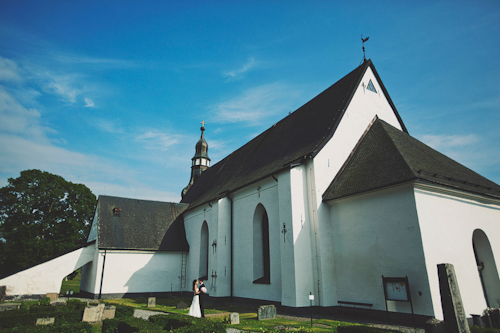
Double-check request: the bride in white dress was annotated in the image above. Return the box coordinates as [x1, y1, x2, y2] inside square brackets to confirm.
[187, 279, 201, 317]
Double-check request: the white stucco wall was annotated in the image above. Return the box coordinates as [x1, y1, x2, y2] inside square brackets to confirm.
[311, 67, 405, 307]
[0, 244, 94, 295]
[84, 250, 183, 296]
[328, 185, 434, 316]
[183, 202, 212, 294]
[231, 178, 282, 302]
[415, 185, 500, 319]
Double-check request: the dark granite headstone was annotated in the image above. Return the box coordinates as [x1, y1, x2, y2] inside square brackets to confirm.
[437, 263, 470, 333]
[176, 301, 187, 309]
[258, 305, 276, 320]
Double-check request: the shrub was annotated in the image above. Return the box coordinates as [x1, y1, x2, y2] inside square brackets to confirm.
[103, 317, 163, 333]
[0, 322, 92, 333]
[102, 318, 120, 333]
[149, 314, 195, 330]
[66, 299, 87, 311]
[337, 325, 402, 333]
[470, 327, 500, 333]
[113, 304, 135, 318]
[29, 304, 53, 313]
[174, 319, 226, 333]
[39, 297, 51, 306]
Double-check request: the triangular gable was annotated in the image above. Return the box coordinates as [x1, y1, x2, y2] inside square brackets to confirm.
[182, 60, 406, 210]
[323, 118, 500, 201]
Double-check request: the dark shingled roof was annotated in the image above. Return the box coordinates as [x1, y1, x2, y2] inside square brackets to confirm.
[181, 60, 406, 209]
[323, 118, 500, 201]
[97, 195, 189, 251]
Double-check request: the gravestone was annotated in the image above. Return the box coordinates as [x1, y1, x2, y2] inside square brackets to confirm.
[0, 286, 5, 302]
[258, 305, 276, 320]
[425, 318, 445, 333]
[82, 303, 105, 323]
[148, 297, 156, 307]
[46, 293, 58, 301]
[230, 312, 240, 324]
[437, 263, 470, 333]
[176, 301, 187, 309]
[0, 303, 21, 312]
[103, 305, 116, 320]
[36, 318, 55, 325]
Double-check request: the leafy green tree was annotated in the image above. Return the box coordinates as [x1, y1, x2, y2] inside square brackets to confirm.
[0, 170, 96, 277]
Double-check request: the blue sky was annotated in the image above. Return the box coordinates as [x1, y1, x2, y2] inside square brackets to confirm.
[1, 1, 499, 202]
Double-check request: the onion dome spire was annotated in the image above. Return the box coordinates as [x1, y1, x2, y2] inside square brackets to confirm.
[182, 121, 211, 199]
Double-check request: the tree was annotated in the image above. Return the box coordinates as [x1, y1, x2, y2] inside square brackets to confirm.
[0, 170, 96, 277]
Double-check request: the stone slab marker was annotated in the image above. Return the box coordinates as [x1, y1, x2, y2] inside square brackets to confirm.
[103, 305, 116, 320]
[36, 318, 55, 325]
[148, 297, 156, 307]
[437, 263, 470, 333]
[230, 312, 240, 324]
[82, 303, 105, 323]
[258, 305, 276, 320]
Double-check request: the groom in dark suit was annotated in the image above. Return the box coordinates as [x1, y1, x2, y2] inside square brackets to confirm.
[198, 278, 206, 318]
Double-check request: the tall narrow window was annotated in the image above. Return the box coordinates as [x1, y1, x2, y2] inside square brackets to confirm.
[473, 229, 500, 307]
[199, 221, 209, 279]
[253, 204, 270, 284]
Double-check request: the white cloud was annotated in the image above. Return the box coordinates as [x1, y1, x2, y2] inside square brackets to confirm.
[421, 134, 479, 150]
[83, 180, 180, 202]
[84, 97, 94, 107]
[135, 130, 183, 151]
[211, 82, 303, 125]
[223, 58, 256, 78]
[0, 87, 49, 142]
[0, 56, 23, 82]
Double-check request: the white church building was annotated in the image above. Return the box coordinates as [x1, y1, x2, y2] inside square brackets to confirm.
[2, 60, 499, 323]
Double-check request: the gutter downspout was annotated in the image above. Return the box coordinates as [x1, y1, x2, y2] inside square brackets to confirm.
[227, 194, 234, 302]
[98, 249, 107, 299]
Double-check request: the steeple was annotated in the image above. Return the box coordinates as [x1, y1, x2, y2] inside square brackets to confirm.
[182, 121, 211, 199]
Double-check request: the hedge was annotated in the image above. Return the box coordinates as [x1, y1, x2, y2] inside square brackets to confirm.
[0, 322, 92, 333]
[470, 327, 500, 333]
[0, 307, 84, 328]
[148, 314, 195, 330]
[102, 317, 164, 333]
[337, 325, 403, 333]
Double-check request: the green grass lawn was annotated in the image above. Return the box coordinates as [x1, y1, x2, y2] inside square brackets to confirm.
[59, 270, 81, 295]
[103, 297, 362, 332]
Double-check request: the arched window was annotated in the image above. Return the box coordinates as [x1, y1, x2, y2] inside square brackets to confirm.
[253, 204, 270, 284]
[199, 221, 209, 280]
[473, 229, 500, 308]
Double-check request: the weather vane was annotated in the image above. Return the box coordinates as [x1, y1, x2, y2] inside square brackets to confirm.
[361, 35, 370, 62]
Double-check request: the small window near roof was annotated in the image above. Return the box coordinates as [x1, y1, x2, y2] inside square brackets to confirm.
[367, 79, 377, 93]
[113, 207, 121, 217]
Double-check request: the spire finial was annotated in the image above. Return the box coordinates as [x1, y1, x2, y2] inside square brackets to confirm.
[361, 35, 370, 62]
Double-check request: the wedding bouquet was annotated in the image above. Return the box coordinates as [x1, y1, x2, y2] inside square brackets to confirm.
[201, 287, 207, 293]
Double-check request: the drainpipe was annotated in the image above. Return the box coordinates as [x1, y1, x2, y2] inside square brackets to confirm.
[227, 194, 234, 302]
[98, 249, 107, 299]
